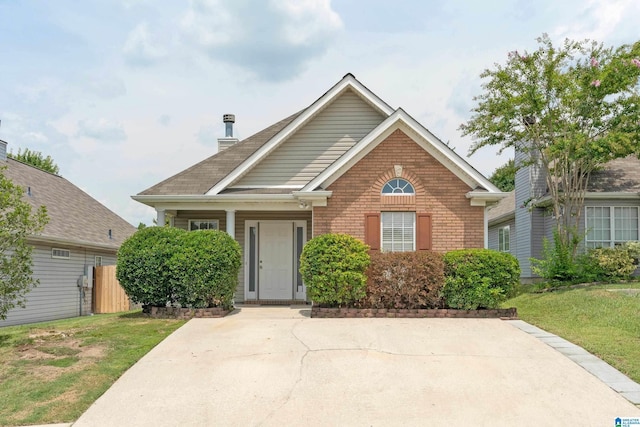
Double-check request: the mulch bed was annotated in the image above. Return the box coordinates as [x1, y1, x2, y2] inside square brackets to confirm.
[311, 307, 517, 319]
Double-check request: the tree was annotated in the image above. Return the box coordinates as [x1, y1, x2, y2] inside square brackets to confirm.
[8, 148, 60, 174]
[489, 159, 516, 192]
[460, 34, 640, 258]
[0, 166, 49, 319]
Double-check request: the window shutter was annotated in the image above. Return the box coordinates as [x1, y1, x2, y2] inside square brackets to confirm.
[416, 213, 432, 251]
[364, 213, 381, 251]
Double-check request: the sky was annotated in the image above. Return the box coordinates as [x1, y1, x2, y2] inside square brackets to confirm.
[1, 0, 639, 226]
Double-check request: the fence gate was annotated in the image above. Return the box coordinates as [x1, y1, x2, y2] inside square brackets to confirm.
[93, 265, 130, 313]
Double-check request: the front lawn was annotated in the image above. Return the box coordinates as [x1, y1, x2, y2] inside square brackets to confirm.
[0, 311, 185, 426]
[504, 282, 640, 383]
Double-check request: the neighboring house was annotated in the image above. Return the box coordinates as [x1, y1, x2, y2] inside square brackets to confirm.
[0, 139, 136, 326]
[134, 74, 505, 304]
[488, 152, 640, 281]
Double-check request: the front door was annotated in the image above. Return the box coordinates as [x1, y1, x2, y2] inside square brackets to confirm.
[245, 220, 307, 301]
[259, 222, 293, 300]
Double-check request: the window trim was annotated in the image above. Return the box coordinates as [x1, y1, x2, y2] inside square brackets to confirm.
[585, 206, 639, 248]
[52, 248, 71, 259]
[381, 178, 415, 195]
[95, 256, 103, 267]
[380, 211, 416, 252]
[498, 225, 510, 252]
[188, 219, 219, 231]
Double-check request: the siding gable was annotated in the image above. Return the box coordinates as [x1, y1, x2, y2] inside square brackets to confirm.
[232, 89, 386, 188]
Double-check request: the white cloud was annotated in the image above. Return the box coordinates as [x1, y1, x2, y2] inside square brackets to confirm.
[179, 0, 343, 81]
[552, 0, 638, 41]
[77, 118, 127, 141]
[158, 114, 171, 126]
[123, 22, 167, 66]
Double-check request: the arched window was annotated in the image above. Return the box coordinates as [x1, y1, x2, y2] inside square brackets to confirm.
[381, 178, 414, 195]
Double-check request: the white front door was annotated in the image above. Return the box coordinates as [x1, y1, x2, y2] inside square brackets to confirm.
[259, 222, 293, 300]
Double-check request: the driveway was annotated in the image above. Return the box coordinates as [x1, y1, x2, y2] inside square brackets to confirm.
[73, 307, 640, 426]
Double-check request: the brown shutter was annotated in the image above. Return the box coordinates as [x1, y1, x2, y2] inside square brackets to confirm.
[364, 213, 380, 251]
[416, 213, 432, 251]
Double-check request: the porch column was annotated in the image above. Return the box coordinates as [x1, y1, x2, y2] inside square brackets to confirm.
[484, 206, 489, 249]
[226, 209, 236, 238]
[156, 209, 166, 227]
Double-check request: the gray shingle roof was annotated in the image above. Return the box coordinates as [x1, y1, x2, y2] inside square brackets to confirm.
[139, 112, 302, 196]
[487, 191, 515, 222]
[2, 159, 136, 249]
[588, 156, 640, 192]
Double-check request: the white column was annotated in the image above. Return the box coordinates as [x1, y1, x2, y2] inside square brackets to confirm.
[484, 206, 489, 249]
[226, 209, 236, 238]
[156, 209, 166, 227]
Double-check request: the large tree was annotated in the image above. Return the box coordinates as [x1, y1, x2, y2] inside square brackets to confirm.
[0, 167, 49, 319]
[489, 159, 516, 192]
[8, 148, 60, 174]
[461, 34, 640, 257]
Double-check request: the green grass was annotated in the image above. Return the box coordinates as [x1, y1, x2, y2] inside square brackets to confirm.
[504, 281, 640, 383]
[0, 311, 185, 426]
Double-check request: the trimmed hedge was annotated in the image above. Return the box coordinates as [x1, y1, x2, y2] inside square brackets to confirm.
[442, 249, 519, 310]
[299, 233, 370, 307]
[588, 246, 636, 281]
[364, 251, 444, 309]
[116, 227, 241, 310]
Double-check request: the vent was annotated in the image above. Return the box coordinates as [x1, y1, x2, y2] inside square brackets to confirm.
[52, 248, 71, 259]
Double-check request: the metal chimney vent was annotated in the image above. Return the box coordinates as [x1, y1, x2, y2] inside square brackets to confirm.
[223, 114, 235, 137]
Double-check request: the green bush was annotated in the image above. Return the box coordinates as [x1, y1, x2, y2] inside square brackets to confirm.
[299, 234, 370, 307]
[364, 251, 444, 309]
[588, 246, 636, 281]
[116, 227, 184, 306]
[530, 230, 579, 285]
[117, 227, 241, 309]
[169, 231, 241, 310]
[442, 249, 520, 309]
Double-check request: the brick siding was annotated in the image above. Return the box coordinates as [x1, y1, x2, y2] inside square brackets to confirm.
[313, 129, 484, 251]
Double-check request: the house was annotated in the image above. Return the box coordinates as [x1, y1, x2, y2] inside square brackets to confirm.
[0, 140, 136, 326]
[488, 152, 640, 281]
[134, 74, 505, 303]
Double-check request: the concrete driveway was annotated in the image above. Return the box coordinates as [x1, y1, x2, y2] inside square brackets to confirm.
[73, 307, 640, 426]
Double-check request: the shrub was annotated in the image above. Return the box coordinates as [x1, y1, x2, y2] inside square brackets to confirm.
[588, 246, 636, 281]
[530, 230, 579, 285]
[299, 234, 370, 307]
[117, 227, 184, 306]
[117, 227, 241, 309]
[364, 251, 444, 309]
[442, 249, 520, 310]
[169, 230, 241, 310]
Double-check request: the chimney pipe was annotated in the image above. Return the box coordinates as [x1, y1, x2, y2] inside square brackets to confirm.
[223, 114, 235, 138]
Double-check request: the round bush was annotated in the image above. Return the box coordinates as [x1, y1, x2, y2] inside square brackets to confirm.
[169, 230, 241, 310]
[116, 226, 184, 306]
[299, 233, 370, 307]
[442, 249, 520, 310]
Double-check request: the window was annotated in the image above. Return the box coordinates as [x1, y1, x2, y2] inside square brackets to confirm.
[381, 212, 415, 252]
[189, 220, 219, 231]
[382, 178, 414, 194]
[586, 206, 639, 249]
[95, 256, 103, 267]
[52, 248, 70, 259]
[498, 226, 510, 252]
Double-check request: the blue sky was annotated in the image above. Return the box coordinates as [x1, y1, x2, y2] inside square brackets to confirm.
[1, 0, 639, 226]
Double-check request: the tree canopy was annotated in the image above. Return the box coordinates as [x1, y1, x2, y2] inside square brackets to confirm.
[461, 34, 640, 254]
[0, 166, 49, 319]
[8, 148, 60, 174]
[489, 159, 516, 192]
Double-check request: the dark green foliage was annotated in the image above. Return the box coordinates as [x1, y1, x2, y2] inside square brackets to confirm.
[299, 234, 370, 307]
[116, 227, 183, 306]
[116, 227, 241, 309]
[364, 251, 444, 309]
[489, 159, 516, 192]
[0, 167, 49, 319]
[169, 231, 241, 310]
[530, 230, 579, 285]
[442, 249, 520, 309]
[8, 148, 60, 174]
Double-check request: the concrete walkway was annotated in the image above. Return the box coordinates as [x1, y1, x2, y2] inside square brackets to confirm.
[73, 307, 640, 426]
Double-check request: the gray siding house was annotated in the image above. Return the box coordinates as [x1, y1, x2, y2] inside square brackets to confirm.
[1, 139, 136, 327]
[488, 153, 640, 281]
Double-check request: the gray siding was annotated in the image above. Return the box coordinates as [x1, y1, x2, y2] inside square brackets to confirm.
[1, 243, 117, 327]
[234, 89, 385, 188]
[488, 217, 515, 254]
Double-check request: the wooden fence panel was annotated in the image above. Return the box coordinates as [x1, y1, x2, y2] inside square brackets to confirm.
[94, 265, 130, 313]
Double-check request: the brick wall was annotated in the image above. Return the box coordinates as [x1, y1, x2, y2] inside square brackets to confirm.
[313, 129, 484, 252]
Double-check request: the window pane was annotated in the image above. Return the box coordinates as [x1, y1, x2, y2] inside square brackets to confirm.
[381, 212, 415, 252]
[381, 179, 415, 195]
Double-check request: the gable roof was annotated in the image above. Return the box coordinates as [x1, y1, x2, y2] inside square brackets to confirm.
[136, 73, 504, 205]
[588, 156, 640, 193]
[487, 191, 515, 223]
[2, 158, 135, 250]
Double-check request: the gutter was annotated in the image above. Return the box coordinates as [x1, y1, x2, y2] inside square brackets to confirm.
[28, 235, 120, 252]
